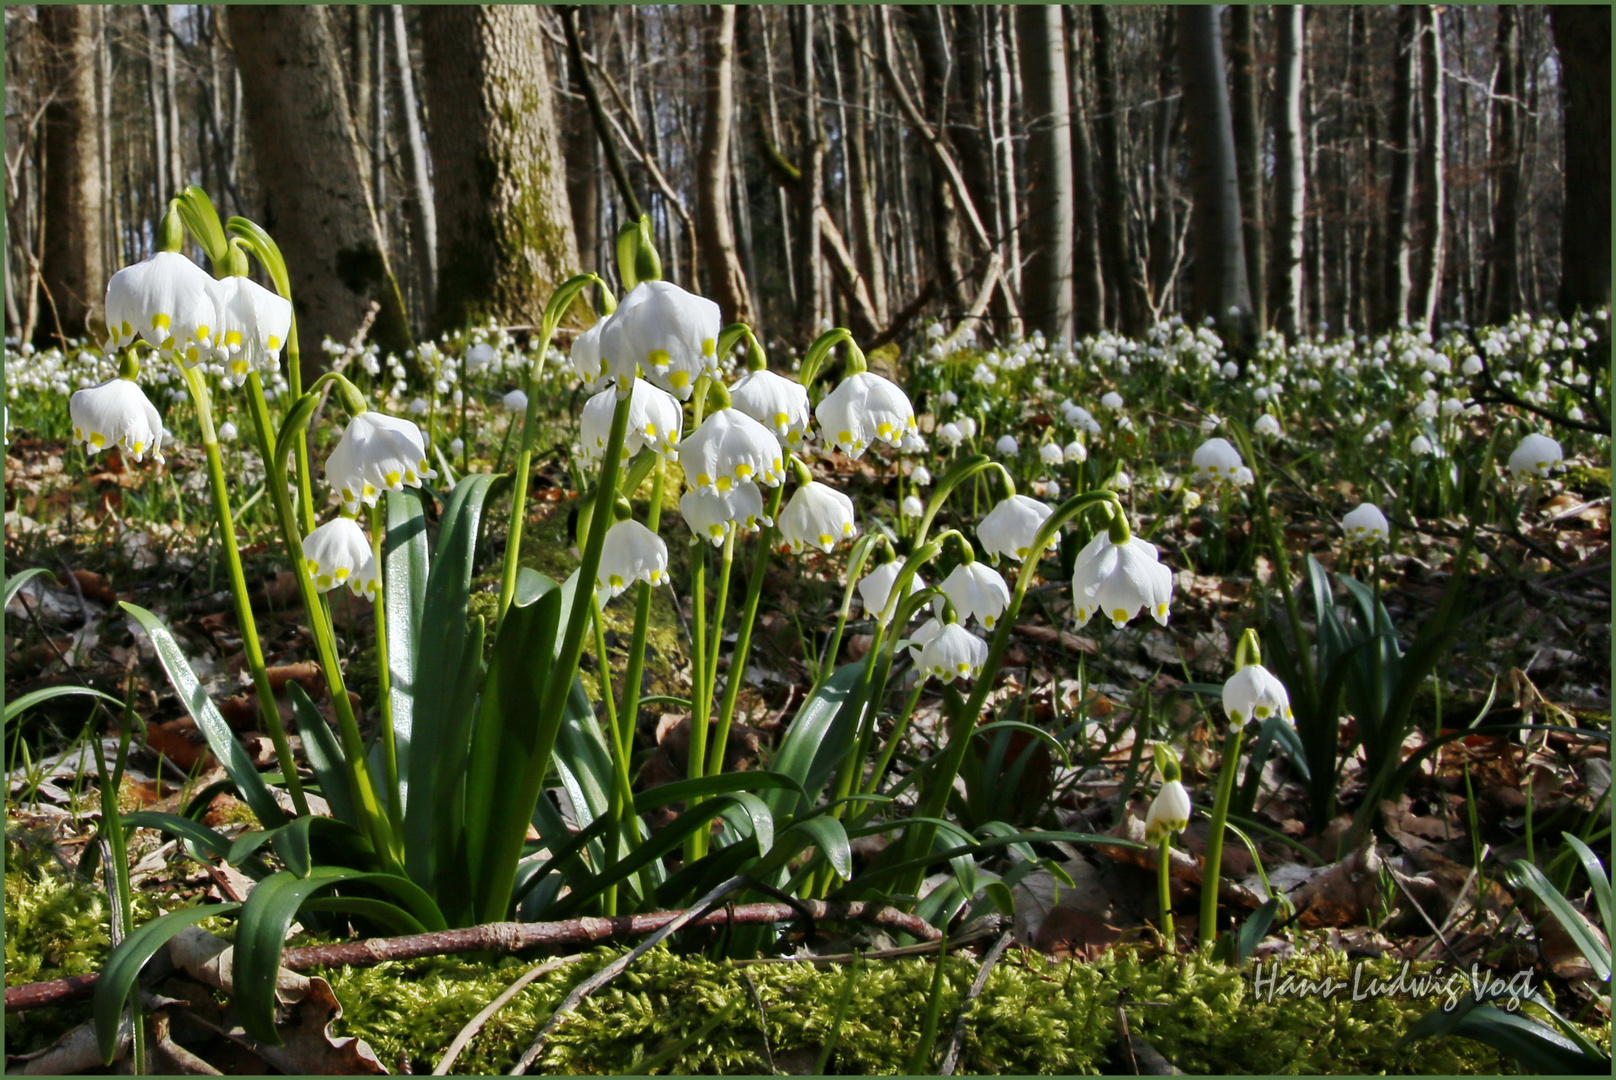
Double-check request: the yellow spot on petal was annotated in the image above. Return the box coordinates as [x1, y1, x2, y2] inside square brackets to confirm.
[717, 476, 732, 492]
[384, 470, 401, 487]
[335, 567, 350, 581]
[669, 369, 690, 389]
[774, 411, 789, 427]
[649, 349, 672, 370]
[195, 324, 210, 340]
[818, 533, 834, 547]
[317, 574, 333, 588]
[89, 433, 105, 448]
[735, 463, 753, 478]
[697, 473, 712, 487]
[132, 441, 145, 455]
[609, 574, 624, 589]
[1255, 706, 1270, 718]
[839, 430, 853, 444]
[702, 338, 715, 357]
[152, 313, 171, 331]
[266, 335, 281, 351]
[224, 331, 243, 347]
[1112, 608, 1127, 621]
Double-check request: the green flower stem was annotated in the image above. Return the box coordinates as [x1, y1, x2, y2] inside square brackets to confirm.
[617, 460, 665, 757]
[592, 597, 621, 739]
[1198, 726, 1245, 948]
[593, 596, 636, 918]
[246, 373, 397, 865]
[686, 527, 737, 863]
[1158, 834, 1175, 944]
[370, 501, 401, 833]
[898, 491, 1122, 898]
[1227, 421, 1313, 692]
[184, 367, 309, 819]
[285, 315, 316, 536]
[865, 678, 927, 798]
[706, 483, 786, 779]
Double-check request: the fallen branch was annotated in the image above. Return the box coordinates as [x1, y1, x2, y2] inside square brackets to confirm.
[5, 898, 940, 1013]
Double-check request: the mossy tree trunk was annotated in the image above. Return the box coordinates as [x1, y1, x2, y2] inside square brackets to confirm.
[38, 3, 105, 342]
[229, 5, 412, 368]
[420, 5, 580, 334]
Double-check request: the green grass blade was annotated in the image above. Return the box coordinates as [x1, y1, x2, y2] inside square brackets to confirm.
[4, 685, 121, 727]
[121, 810, 236, 865]
[1561, 833, 1613, 940]
[286, 682, 358, 827]
[121, 602, 287, 828]
[95, 903, 242, 1064]
[1509, 858, 1612, 982]
[3, 566, 57, 612]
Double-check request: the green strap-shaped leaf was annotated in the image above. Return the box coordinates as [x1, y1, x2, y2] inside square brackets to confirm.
[786, 815, 852, 880]
[286, 682, 358, 828]
[635, 770, 807, 812]
[3, 567, 57, 612]
[121, 811, 235, 865]
[236, 868, 445, 1043]
[1405, 996, 1604, 1074]
[96, 903, 243, 1064]
[1510, 858, 1612, 982]
[763, 662, 867, 819]
[1562, 834, 1613, 941]
[120, 602, 286, 828]
[384, 488, 429, 818]
[4, 685, 121, 728]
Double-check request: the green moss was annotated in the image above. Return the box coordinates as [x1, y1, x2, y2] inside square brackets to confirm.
[1565, 464, 1611, 496]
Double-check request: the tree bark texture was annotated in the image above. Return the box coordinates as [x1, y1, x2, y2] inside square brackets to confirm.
[390, 6, 438, 309]
[838, 5, 888, 327]
[1412, 5, 1445, 327]
[1269, 6, 1306, 338]
[1176, 6, 1255, 344]
[1015, 4, 1075, 345]
[38, 3, 106, 340]
[1066, 14, 1104, 335]
[229, 5, 412, 362]
[1383, 5, 1418, 325]
[903, 6, 973, 313]
[420, 4, 580, 332]
[1089, 5, 1148, 335]
[1483, 6, 1521, 326]
[1229, 5, 1267, 331]
[1549, 5, 1611, 316]
[696, 5, 755, 327]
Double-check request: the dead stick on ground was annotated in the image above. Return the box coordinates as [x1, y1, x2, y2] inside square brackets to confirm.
[6, 898, 939, 1013]
[433, 955, 582, 1076]
[938, 929, 1014, 1077]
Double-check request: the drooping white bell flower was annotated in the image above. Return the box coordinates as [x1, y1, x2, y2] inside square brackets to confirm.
[596, 519, 669, 604]
[916, 620, 988, 684]
[1409, 434, 1435, 456]
[680, 407, 786, 492]
[1254, 413, 1282, 437]
[1461, 354, 1484, 376]
[465, 342, 497, 372]
[1222, 663, 1293, 725]
[301, 516, 380, 599]
[679, 481, 769, 546]
[911, 465, 933, 487]
[597, 280, 721, 397]
[1191, 437, 1246, 485]
[779, 481, 857, 554]
[1064, 440, 1088, 463]
[1340, 503, 1389, 542]
[858, 561, 924, 626]
[996, 434, 1020, 455]
[938, 561, 1012, 631]
[502, 389, 528, 413]
[104, 251, 217, 364]
[70, 378, 166, 462]
[977, 495, 1055, 562]
[218, 421, 238, 442]
[566, 318, 611, 392]
[730, 368, 812, 448]
[207, 275, 291, 384]
[938, 422, 965, 448]
[325, 410, 437, 513]
[1070, 531, 1174, 629]
[1145, 780, 1191, 840]
[1508, 433, 1563, 479]
[1100, 391, 1124, 410]
[901, 494, 925, 518]
[1039, 442, 1064, 466]
[814, 371, 917, 458]
[580, 379, 683, 466]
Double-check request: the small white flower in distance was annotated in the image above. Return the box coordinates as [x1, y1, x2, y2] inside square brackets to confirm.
[598, 280, 721, 396]
[814, 371, 917, 458]
[466, 342, 497, 372]
[449, 437, 465, 456]
[680, 407, 786, 492]
[1254, 413, 1282, 437]
[977, 494, 1054, 562]
[1191, 437, 1245, 484]
[207, 275, 292, 384]
[901, 494, 925, 518]
[996, 434, 1020, 455]
[325, 410, 437, 513]
[927, 321, 946, 339]
[957, 416, 978, 439]
[1064, 440, 1088, 463]
[779, 481, 857, 554]
[939, 389, 959, 407]
[70, 378, 166, 462]
[1145, 780, 1191, 841]
[217, 421, 238, 442]
[1222, 663, 1293, 725]
[408, 397, 429, 416]
[104, 251, 217, 364]
[1409, 434, 1434, 455]
[1341, 503, 1389, 541]
[911, 465, 933, 487]
[1414, 399, 1438, 419]
[301, 516, 379, 599]
[1111, 470, 1133, 491]
[938, 562, 1011, 631]
[501, 389, 527, 413]
[1221, 360, 1240, 379]
[1508, 433, 1563, 479]
[1200, 414, 1223, 433]
[858, 562, 924, 626]
[596, 519, 669, 604]
[731, 368, 812, 447]
[1070, 531, 1173, 629]
[1461, 355, 1484, 376]
[938, 422, 964, 448]
[917, 621, 988, 684]
[1040, 442, 1064, 465]
[900, 430, 927, 454]
[1100, 391, 1124, 410]
[1441, 397, 1465, 416]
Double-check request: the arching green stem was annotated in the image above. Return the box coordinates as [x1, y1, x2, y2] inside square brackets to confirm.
[1199, 725, 1245, 948]
[706, 482, 786, 778]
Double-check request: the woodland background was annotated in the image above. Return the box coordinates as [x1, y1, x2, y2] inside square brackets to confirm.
[6, 4, 1611, 358]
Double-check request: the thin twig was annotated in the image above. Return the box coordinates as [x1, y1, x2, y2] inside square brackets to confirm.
[938, 929, 1013, 1076]
[432, 955, 582, 1076]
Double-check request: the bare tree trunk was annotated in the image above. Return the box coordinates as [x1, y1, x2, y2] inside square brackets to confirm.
[1089, 5, 1148, 334]
[1412, 5, 1445, 327]
[38, 3, 106, 341]
[420, 4, 579, 331]
[1549, 5, 1611, 316]
[1066, 12, 1104, 335]
[1384, 5, 1417, 326]
[1484, 6, 1521, 325]
[1015, 4, 1074, 345]
[160, 7, 182, 193]
[1229, 4, 1267, 331]
[992, 8, 1022, 304]
[229, 5, 412, 362]
[1269, 6, 1306, 338]
[904, 6, 973, 314]
[1176, 6, 1255, 344]
[839, 6, 888, 326]
[793, 6, 826, 331]
[144, 6, 169, 207]
[696, 6, 754, 326]
[1146, 10, 1179, 315]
